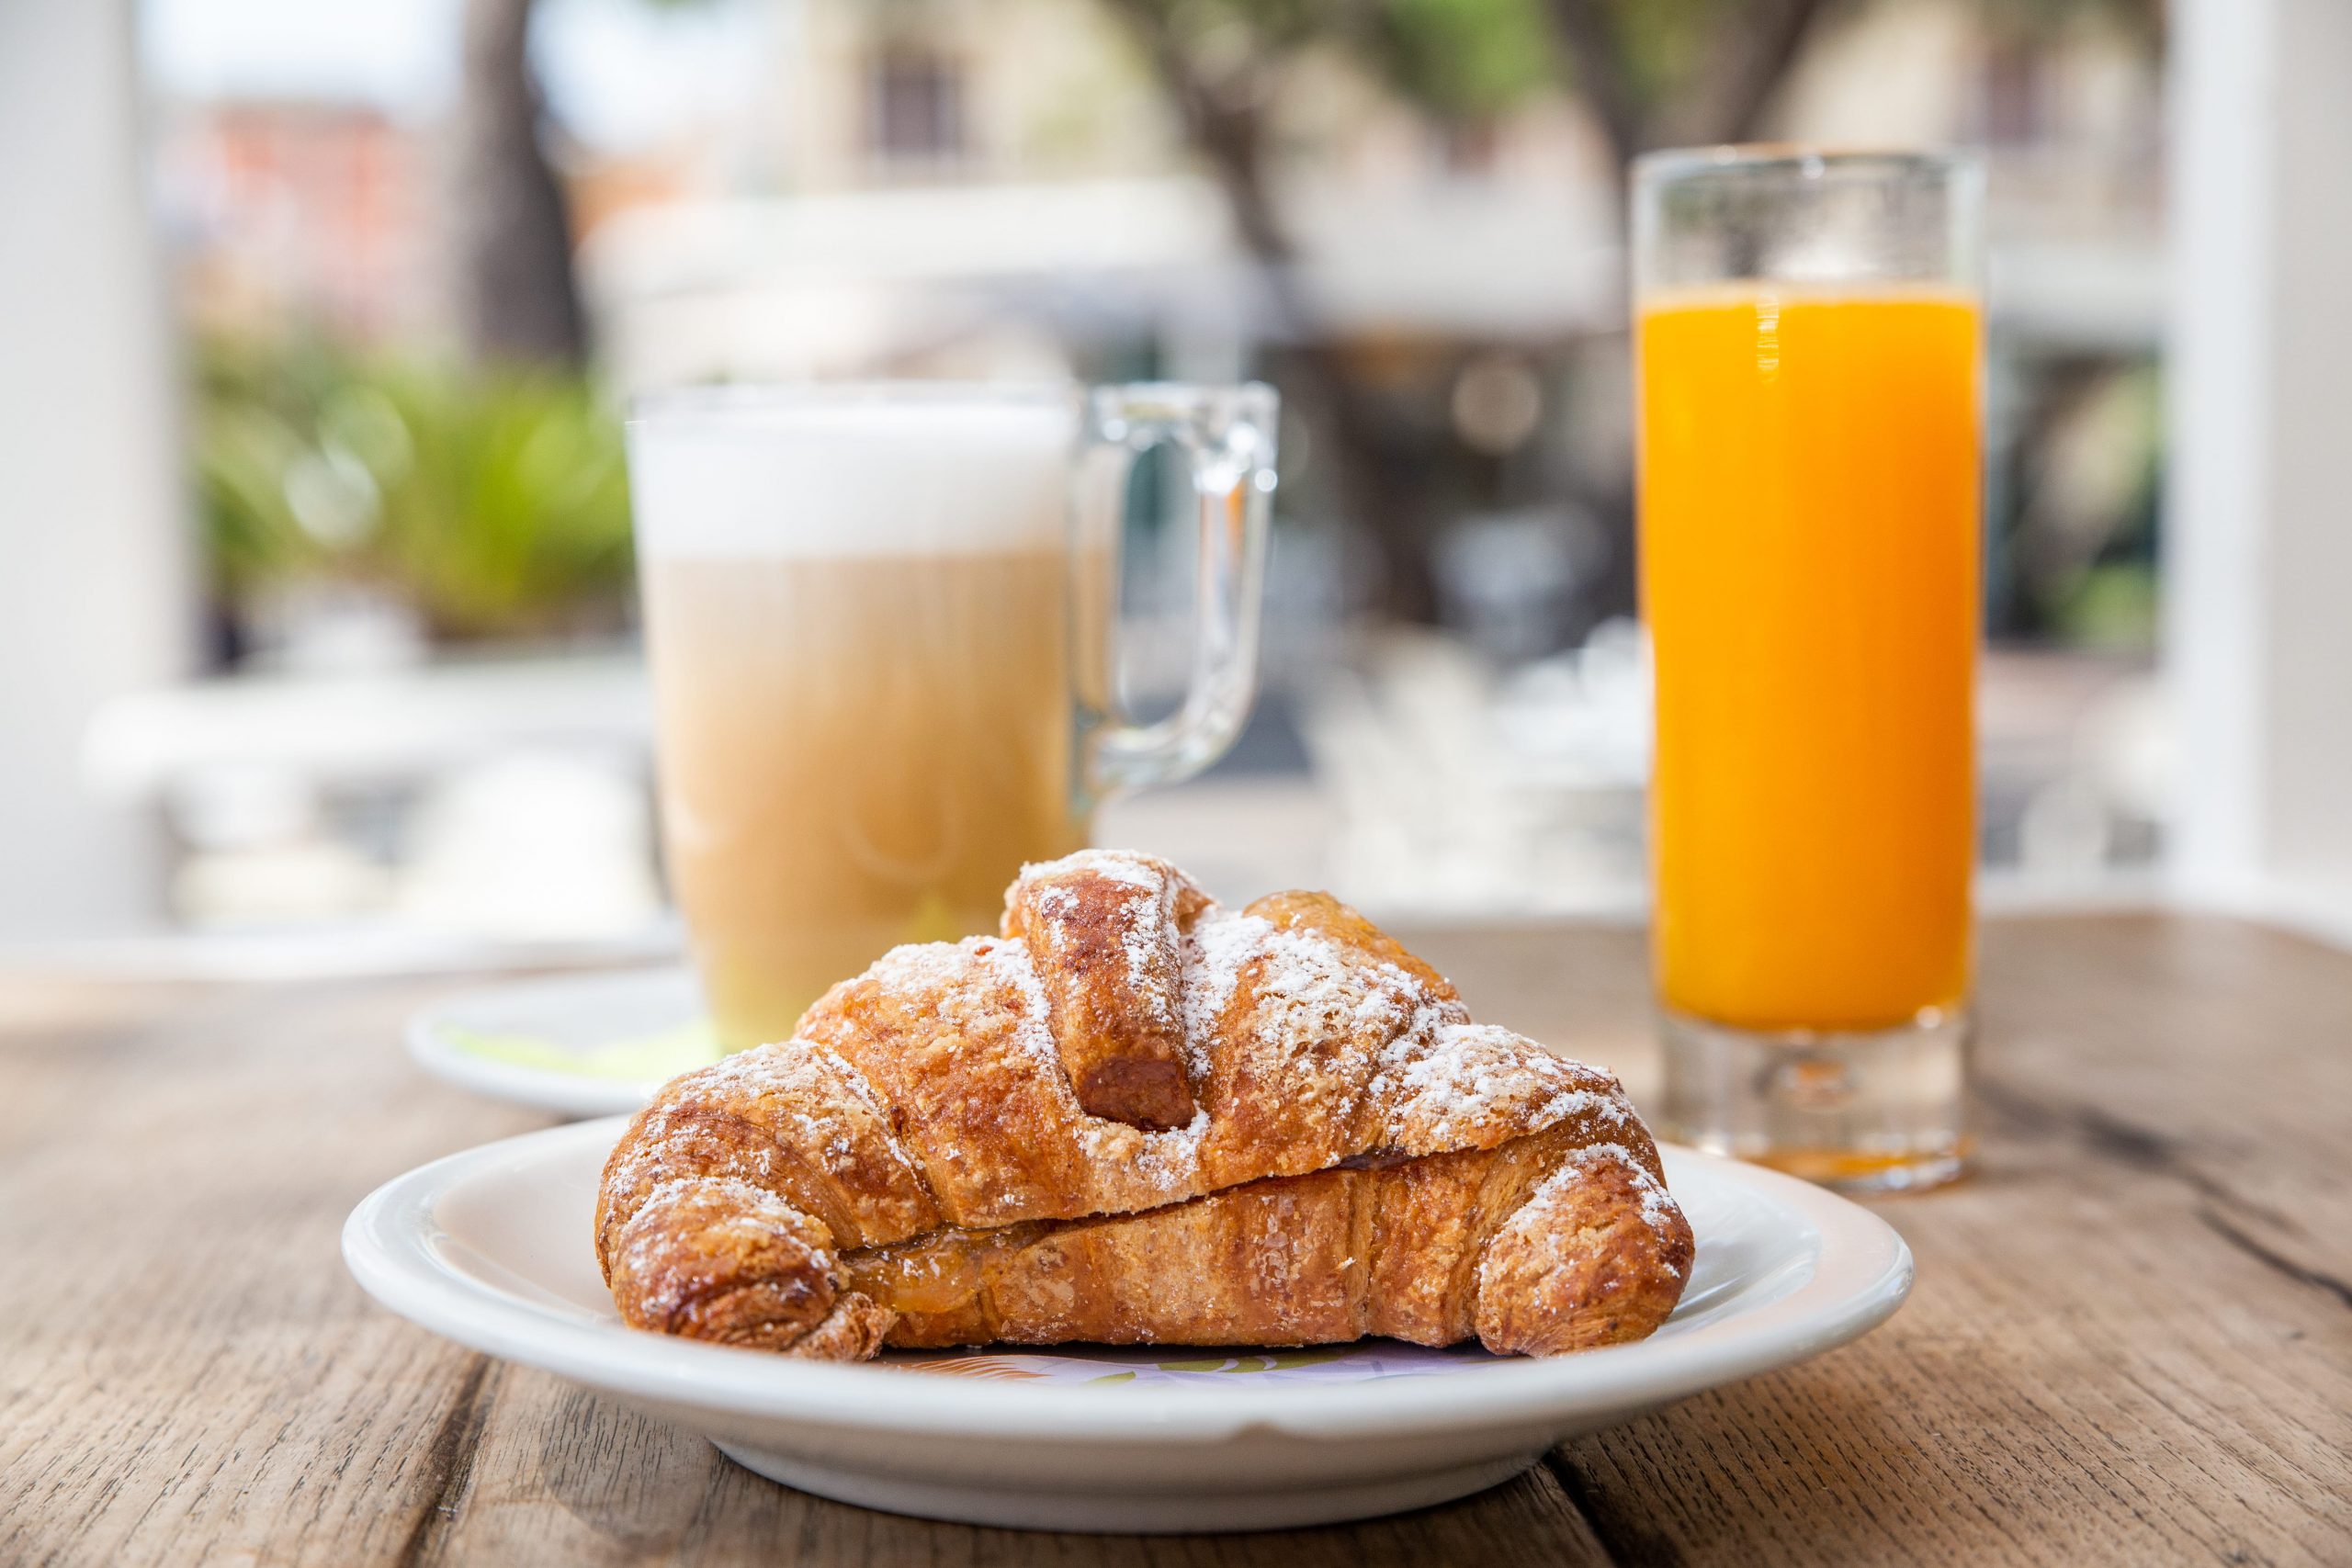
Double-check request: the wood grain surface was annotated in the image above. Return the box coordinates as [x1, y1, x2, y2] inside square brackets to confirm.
[1, 914, 2346, 1566]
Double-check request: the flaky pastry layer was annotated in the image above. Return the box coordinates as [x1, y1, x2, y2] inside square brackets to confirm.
[597, 852, 1693, 1359]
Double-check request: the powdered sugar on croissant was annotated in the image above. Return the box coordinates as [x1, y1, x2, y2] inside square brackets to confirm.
[597, 851, 1693, 1359]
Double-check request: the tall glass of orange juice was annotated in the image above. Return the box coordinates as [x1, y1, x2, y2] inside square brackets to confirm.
[1633, 149, 1982, 1190]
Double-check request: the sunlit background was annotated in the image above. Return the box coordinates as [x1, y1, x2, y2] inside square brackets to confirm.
[10, 0, 2175, 966]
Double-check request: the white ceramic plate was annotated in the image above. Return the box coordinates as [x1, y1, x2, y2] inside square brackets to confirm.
[344, 1117, 1913, 1533]
[404, 967, 708, 1118]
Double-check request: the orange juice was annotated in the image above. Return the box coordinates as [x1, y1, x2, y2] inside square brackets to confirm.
[1637, 287, 1978, 1033]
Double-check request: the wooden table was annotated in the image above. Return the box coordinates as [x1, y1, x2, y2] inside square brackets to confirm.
[4, 913, 2347, 1566]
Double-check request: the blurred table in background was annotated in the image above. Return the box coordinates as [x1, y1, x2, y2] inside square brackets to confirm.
[4, 912, 2345, 1566]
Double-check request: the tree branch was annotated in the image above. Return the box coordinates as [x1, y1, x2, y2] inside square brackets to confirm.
[1659, 0, 1835, 148]
[1095, 0, 1441, 617]
[1538, 0, 1643, 174]
[1095, 0, 1309, 318]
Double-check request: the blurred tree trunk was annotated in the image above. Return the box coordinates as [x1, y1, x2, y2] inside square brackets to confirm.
[1540, 0, 1834, 624]
[451, 0, 587, 369]
[1545, 0, 1834, 182]
[1103, 0, 1837, 625]
[1101, 0, 1447, 621]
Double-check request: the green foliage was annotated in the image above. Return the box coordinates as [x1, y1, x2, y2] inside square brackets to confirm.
[1981, 0, 2165, 48]
[2055, 562, 2159, 651]
[1167, 0, 1328, 54]
[193, 336, 633, 641]
[1601, 0, 1724, 114]
[1372, 0, 1557, 118]
[2041, 365, 2163, 651]
[1136, 0, 1555, 120]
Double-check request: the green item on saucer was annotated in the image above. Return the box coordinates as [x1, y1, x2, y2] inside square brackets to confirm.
[439, 1021, 722, 1082]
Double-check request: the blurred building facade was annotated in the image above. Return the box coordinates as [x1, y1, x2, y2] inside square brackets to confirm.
[770, 0, 1170, 186]
[161, 99, 435, 342]
[42, 0, 2183, 942]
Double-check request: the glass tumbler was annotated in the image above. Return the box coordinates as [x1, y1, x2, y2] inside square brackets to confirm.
[1634, 149, 1983, 1191]
[628, 382, 1278, 1050]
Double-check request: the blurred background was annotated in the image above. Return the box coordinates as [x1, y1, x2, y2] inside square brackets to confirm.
[8, 0, 2328, 974]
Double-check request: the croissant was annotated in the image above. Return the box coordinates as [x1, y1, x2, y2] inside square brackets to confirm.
[596, 851, 1692, 1360]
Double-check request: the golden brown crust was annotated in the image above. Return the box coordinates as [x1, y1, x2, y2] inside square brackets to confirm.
[605, 1179, 840, 1349]
[594, 1041, 939, 1273]
[1001, 851, 1202, 1131]
[1476, 1146, 1696, 1354]
[786, 1294, 898, 1360]
[835, 1118, 1690, 1355]
[1245, 889, 1460, 1008]
[596, 852, 1692, 1361]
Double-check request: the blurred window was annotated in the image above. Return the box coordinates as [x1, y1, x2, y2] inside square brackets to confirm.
[868, 48, 965, 167]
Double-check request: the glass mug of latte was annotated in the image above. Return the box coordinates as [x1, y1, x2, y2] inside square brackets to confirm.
[626, 382, 1277, 1050]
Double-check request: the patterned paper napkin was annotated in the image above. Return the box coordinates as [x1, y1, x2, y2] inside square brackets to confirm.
[882, 1339, 1510, 1386]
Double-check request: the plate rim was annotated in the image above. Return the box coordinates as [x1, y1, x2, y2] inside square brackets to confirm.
[403, 967, 695, 1116]
[343, 1116, 1912, 1444]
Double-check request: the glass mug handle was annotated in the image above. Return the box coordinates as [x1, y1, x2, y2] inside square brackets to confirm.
[1072, 382, 1279, 803]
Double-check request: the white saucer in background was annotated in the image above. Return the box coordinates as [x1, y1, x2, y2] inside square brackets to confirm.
[404, 967, 708, 1119]
[344, 1118, 1913, 1533]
